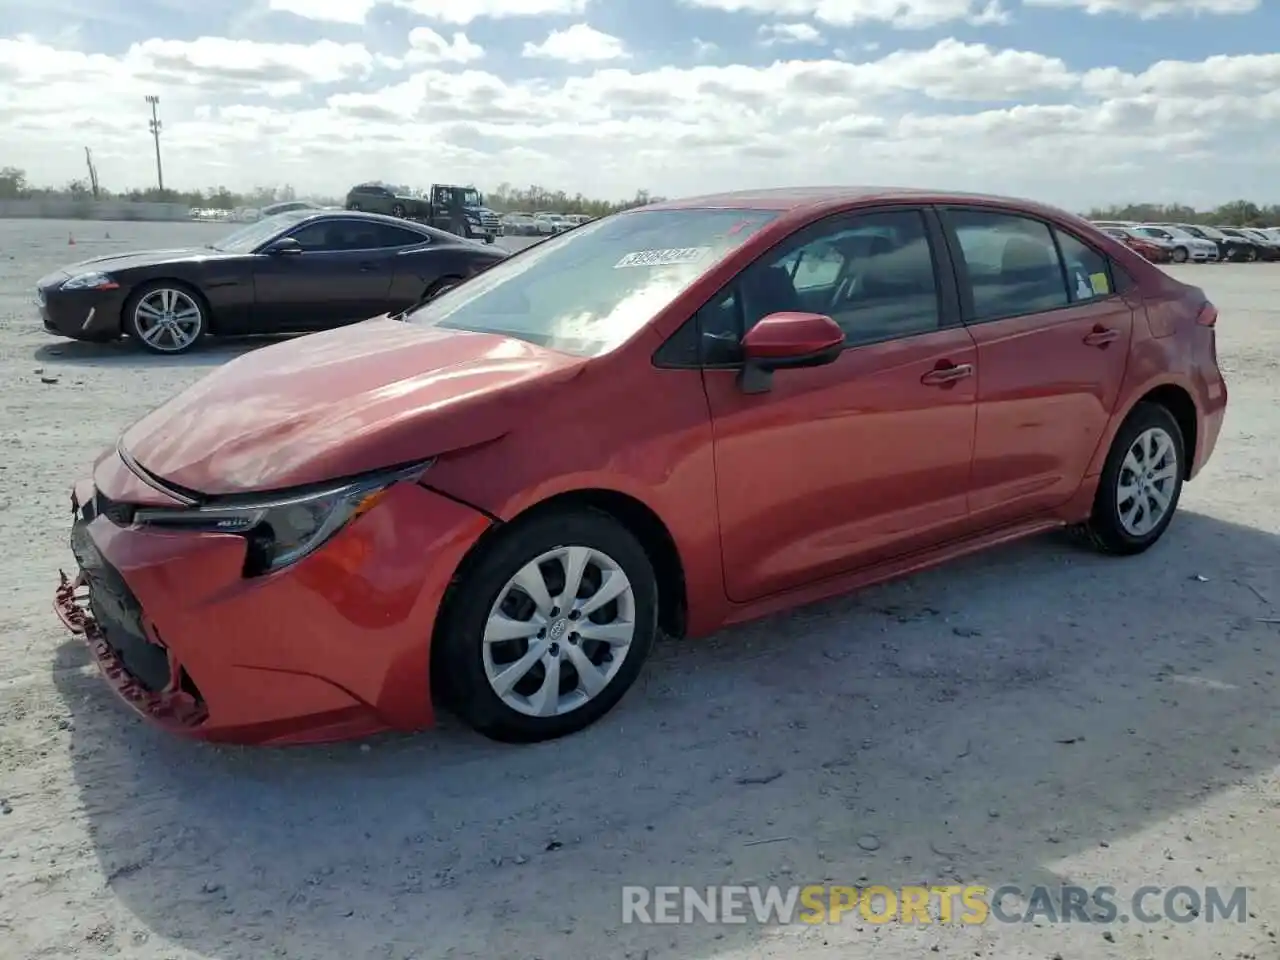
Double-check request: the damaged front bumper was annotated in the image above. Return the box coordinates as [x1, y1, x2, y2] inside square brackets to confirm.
[54, 569, 209, 730]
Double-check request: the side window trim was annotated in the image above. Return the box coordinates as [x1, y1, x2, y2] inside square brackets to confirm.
[653, 204, 960, 370]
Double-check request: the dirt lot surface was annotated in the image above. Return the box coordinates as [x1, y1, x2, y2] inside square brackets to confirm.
[1, 218, 1278, 960]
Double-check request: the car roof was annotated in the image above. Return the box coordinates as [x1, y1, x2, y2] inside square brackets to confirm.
[639, 186, 1076, 221]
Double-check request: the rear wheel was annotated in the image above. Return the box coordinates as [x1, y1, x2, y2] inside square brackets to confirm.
[423, 275, 463, 301]
[1071, 402, 1185, 556]
[435, 509, 658, 743]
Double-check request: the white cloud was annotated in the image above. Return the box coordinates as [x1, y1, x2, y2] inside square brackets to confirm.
[3, 31, 1280, 210]
[522, 24, 628, 63]
[1024, 0, 1257, 15]
[682, 0, 1010, 28]
[759, 22, 825, 44]
[267, 0, 590, 25]
[404, 27, 484, 64]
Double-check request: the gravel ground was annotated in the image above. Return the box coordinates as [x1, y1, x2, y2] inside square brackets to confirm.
[1, 218, 1278, 960]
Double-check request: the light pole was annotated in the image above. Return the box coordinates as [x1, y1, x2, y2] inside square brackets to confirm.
[145, 95, 165, 196]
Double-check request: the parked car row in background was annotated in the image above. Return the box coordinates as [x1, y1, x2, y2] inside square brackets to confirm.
[500, 211, 594, 237]
[1092, 220, 1280, 263]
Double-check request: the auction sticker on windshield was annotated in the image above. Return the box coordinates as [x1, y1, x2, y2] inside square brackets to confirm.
[614, 247, 711, 268]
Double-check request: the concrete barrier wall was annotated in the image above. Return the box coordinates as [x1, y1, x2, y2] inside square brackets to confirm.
[0, 199, 191, 221]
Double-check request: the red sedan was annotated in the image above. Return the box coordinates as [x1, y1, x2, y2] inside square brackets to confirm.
[1098, 225, 1174, 263]
[55, 187, 1228, 745]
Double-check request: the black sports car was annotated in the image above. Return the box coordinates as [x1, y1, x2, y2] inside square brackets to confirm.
[36, 210, 508, 355]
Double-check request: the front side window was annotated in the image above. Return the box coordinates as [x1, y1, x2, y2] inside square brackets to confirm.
[404, 208, 779, 357]
[694, 209, 941, 363]
[287, 219, 388, 251]
[947, 210, 1069, 322]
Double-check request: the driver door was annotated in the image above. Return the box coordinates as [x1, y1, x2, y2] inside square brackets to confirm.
[251, 218, 397, 330]
[700, 207, 979, 603]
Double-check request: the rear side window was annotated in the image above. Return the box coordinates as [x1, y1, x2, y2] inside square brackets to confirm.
[946, 210, 1069, 322]
[374, 225, 428, 247]
[1054, 230, 1113, 302]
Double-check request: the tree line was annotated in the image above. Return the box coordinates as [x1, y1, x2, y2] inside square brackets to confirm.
[1084, 201, 1280, 227]
[0, 166, 664, 215]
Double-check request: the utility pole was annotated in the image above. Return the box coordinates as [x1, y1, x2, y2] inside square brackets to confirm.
[145, 95, 164, 196]
[84, 147, 100, 199]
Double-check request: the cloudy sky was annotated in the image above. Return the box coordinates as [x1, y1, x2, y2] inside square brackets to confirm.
[0, 0, 1277, 209]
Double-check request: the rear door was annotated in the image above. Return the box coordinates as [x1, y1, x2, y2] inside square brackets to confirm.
[251, 218, 399, 330]
[938, 206, 1135, 527]
[700, 206, 979, 602]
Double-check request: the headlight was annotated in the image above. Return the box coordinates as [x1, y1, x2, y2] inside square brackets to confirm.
[60, 272, 119, 291]
[132, 461, 431, 576]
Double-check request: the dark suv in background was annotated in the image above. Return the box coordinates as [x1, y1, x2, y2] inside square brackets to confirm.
[345, 182, 430, 219]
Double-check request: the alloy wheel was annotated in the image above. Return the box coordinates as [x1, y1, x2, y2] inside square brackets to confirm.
[1115, 426, 1179, 537]
[133, 288, 203, 352]
[482, 545, 636, 718]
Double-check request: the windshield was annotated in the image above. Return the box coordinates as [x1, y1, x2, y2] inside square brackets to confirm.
[1220, 228, 1245, 237]
[404, 207, 778, 357]
[462, 189, 481, 206]
[210, 211, 313, 252]
[1196, 226, 1225, 239]
[1135, 228, 1168, 239]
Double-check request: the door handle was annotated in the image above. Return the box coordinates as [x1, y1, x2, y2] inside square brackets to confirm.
[1083, 326, 1119, 347]
[920, 362, 973, 386]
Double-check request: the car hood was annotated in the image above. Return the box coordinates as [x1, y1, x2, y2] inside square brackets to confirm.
[120, 319, 586, 496]
[47, 248, 234, 279]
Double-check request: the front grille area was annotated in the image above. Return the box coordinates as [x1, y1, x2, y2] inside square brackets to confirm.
[70, 520, 172, 693]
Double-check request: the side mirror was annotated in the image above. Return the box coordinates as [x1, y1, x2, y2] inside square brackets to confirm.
[263, 237, 302, 255]
[737, 312, 844, 394]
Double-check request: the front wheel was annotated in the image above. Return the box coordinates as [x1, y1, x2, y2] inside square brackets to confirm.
[1171, 246, 1188, 263]
[391, 203, 406, 218]
[1072, 402, 1185, 556]
[124, 282, 208, 355]
[435, 509, 658, 743]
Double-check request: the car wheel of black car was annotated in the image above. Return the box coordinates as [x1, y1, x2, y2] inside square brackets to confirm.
[1071, 402, 1185, 557]
[1245, 246, 1258, 262]
[434, 507, 659, 743]
[347, 201, 361, 211]
[423, 276, 463, 301]
[391, 203, 407, 218]
[124, 281, 209, 355]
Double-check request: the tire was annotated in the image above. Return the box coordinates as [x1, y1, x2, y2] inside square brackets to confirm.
[1245, 246, 1258, 262]
[1071, 402, 1185, 556]
[123, 281, 208, 355]
[1171, 246, 1188, 264]
[435, 508, 659, 743]
[391, 203, 406, 218]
